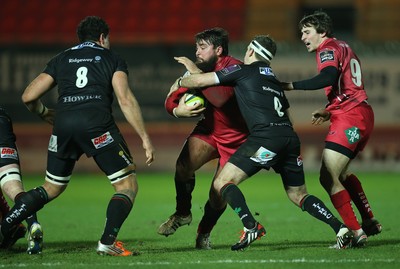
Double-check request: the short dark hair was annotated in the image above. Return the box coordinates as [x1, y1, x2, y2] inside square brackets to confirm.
[195, 27, 229, 56]
[252, 35, 277, 63]
[299, 11, 334, 38]
[77, 16, 110, 43]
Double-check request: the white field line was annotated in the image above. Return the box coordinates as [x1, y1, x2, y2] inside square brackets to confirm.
[1, 258, 397, 267]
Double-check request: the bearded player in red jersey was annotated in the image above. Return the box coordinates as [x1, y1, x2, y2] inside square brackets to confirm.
[282, 11, 381, 248]
[158, 28, 249, 249]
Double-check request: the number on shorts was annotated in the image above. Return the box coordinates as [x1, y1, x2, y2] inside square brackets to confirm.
[75, 67, 88, 88]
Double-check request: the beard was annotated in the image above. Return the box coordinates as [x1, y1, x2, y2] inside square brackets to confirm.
[195, 55, 218, 73]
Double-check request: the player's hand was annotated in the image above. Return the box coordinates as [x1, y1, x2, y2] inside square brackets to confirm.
[142, 139, 155, 166]
[40, 108, 55, 125]
[174, 94, 206, 118]
[174, 57, 202, 74]
[281, 82, 294, 91]
[167, 77, 180, 97]
[311, 108, 330, 125]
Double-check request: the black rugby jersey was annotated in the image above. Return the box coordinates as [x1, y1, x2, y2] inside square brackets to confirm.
[0, 107, 16, 146]
[44, 42, 128, 113]
[215, 61, 292, 135]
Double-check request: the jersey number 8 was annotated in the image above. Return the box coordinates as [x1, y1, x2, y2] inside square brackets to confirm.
[76, 66, 89, 88]
[274, 97, 284, 117]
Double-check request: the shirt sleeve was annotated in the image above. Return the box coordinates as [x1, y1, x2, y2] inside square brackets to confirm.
[43, 56, 58, 80]
[114, 53, 129, 75]
[292, 66, 338, 90]
[164, 87, 188, 116]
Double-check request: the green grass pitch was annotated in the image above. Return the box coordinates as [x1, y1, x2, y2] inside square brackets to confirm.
[1, 171, 399, 269]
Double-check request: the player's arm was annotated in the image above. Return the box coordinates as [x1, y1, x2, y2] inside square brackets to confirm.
[169, 73, 218, 97]
[282, 66, 339, 91]
[174, 57, 202, 74]
[181, 72, 218, 88]
[173, 56, 219, 89]
[112, 71, 155, 165]
[21, 73, 56, 125]
[165, 86, 205, 118]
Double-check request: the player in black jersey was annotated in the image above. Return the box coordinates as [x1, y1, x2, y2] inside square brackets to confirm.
[0, 16, 155, 256]
[0, 106, 42, 254]
[170, 35, 354, 251]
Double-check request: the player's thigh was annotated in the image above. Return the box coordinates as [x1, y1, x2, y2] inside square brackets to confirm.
[177, 135, 218, 170]
[45, 154, 76, 198]
[93, 142, 136, 185]
[321, 148, 350, 178]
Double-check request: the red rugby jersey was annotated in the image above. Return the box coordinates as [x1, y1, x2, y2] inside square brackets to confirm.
[316, 38, 369, 114]
[165, 55, 248, 142]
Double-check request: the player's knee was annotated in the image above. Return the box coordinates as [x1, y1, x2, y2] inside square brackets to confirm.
[41, 182, 67, 200]
[175, 159, 194, 177]
[112, 174, 138, 196]
[117, 188, 137, 202]
[286, 185, 308, 206]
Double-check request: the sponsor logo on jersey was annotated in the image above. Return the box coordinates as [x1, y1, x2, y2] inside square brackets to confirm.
[250, 146, 276, 165]
[345, 126, 361, 144]
[220, 64, 241, 75]
[92, 132, 114, 149]
[259, 67, 275, 76]
[69, 58, 93, 64]
[262, 86, 283, 96]
[62, 95, 102, 103]
[0, 147, 18, 160]
[94, 56, 102, 63]
[319, 50, 334, 63]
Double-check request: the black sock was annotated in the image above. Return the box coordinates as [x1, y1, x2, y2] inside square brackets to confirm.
[197, 200, 226, 234]
[301, 194, 343, 234]
[25, 213, 39, 229]
[1, 187, 48, 235]
[15, 191, 39, 229]
[100, 193, 133, 245]
[175, 173, 195, 216]
[221, 183, 256, 229]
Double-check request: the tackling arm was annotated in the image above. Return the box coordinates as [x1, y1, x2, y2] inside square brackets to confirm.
[292, 66, 339, 90]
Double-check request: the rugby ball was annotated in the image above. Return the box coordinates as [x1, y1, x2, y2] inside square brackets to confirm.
[184, 91, 206, 108]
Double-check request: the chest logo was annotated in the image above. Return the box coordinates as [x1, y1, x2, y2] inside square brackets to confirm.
[319, 50, 334, 63]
